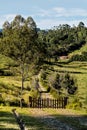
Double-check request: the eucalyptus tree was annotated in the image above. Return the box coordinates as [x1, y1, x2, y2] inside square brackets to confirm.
[0, 15, 40, 107]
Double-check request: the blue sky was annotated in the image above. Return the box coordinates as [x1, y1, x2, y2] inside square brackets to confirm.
[0, 0, 87, 29]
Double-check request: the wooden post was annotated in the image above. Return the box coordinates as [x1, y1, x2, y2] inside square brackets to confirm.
[47, 98, 49, 108]
[29, 96, 32, 108]
[12, 109, 27, 130]
[64, 97, 68, 108]
[57, 99, 58, 108]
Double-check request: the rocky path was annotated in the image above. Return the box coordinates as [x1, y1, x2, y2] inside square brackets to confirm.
[29, 109, 77, 130]
[38, 77, 53, 99]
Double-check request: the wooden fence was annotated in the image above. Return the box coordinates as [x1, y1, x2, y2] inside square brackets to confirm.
[29, 96, 68, 108]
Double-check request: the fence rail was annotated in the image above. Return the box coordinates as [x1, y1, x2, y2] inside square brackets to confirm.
[29, 96, 68, 108]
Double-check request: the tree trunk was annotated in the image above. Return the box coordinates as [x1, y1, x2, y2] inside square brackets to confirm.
[20, 64, 24, 108]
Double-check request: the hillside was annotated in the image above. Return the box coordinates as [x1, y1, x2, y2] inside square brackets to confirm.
[0, 19, 87, 110]
[0, 43, 87, 109]
[69, 43, 87, 57]
[0, 30, 87, 130]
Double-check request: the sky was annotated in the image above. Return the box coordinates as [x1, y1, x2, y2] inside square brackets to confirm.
[0, 0, 87, 29]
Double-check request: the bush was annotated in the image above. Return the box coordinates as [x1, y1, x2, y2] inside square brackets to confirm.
[4, 70, 14, 76]
[49, 72, 78, 96]
[47, 86, 51, 92]
[50, 87, 59, 98]
[5, 102, 10, 106]
[9, 99, 20, 106]
[66, 102, 82, 110]
[0, 100, 4, 104]
[69, 54, 83, 62]
[0, 69, 14, 76]
[40, 70, 47, 80]
[69, 51, 87, 62]
[26, 86, 31, 91]
[0, 103, 4, 106]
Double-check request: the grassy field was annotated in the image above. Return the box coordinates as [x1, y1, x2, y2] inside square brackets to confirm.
[53, 61, 87, 107]
[0, 53, 87, 108]
[39, 60, 87, 108]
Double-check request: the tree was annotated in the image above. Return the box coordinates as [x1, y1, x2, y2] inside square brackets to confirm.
[50, 73, 77, 96]
[0, 15, 40, 107]
[78, 22, 85, 28]
[52, 73, 62, 95]
[62, 73, 77, 95]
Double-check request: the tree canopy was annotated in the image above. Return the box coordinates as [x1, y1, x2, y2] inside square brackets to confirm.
[0, 15, 42, 107]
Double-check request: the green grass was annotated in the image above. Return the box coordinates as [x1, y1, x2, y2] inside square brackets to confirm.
[0, 107, 19, 130]
[0, 107, 87, 130]
[0, 107, 54, 130]
[0, 76, 29, 105]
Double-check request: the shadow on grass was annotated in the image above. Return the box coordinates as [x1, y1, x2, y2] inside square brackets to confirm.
[53, 113, 87, 130]
[0, 128, 17, 130]
[0, 110, 57, 130]
[1, 108, 87, 130]
[21, 114, 52, 130]
[0, 111, 18, 130]
[20, 111, 87, 130]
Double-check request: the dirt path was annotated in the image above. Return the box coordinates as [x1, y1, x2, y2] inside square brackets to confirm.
[35, 74, 87, 129]
[29, 109, 77, 130]
[38, 75, 53, 98]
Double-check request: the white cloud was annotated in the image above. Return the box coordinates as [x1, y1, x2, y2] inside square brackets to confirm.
[36, 7, 87, 18]
[53, 7, 87, 17]
[37, 18, 87, 29]
[37, 9, 51, 17]
[35, 7, 87, 29]
[0, 7, 87, 29]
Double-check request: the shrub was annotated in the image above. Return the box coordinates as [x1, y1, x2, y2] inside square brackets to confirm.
[9, 99, 20, 106]
[26, 86, 31, 91]
[4, 70, 14, 76]
[69, 51, 87, 62]
[66, 102, 82, 110]
[69, 54, 83, 62]
[49, 72, 78, 96]
[5, 102, 10, 106]
[40, 70, 47, 80]
[0, 103, 4, 106]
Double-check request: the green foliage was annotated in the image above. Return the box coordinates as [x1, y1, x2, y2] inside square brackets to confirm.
[0, 106, 87, 130]
[70, 51, 87, 62]
[66, 102, 82, 110]
[0, 17, 87, 109]
[0, 15, 43, 107]
[38, 22, 86, 62]
[49, 72, 77, 96]
[50, 73, 62, 95]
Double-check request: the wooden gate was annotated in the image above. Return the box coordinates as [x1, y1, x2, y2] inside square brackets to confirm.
[29, 96, 68, 108]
